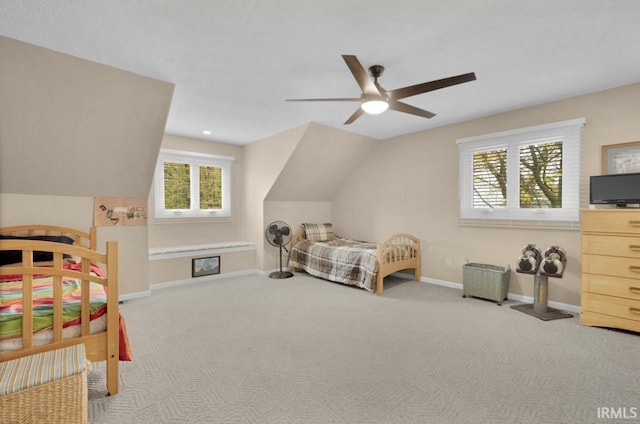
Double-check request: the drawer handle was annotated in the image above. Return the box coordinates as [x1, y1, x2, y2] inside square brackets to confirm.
[630, 266, 640, 273]
[630, 307, 640, 315]
[631, 287, 640, 294]
[631, 220, 640, 227]
[631, 245, 640, 252]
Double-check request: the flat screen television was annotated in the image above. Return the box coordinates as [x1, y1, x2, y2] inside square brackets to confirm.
[590, 173, 640, 207]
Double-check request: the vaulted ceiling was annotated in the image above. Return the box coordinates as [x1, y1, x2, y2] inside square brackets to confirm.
[0, 36, 174, 198]
[2, 1, 640, 145]
[265, 123, 376, 201]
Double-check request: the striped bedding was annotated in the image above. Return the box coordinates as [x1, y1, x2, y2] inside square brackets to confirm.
[0, 262, 108, 341]
[0, 262, 132, 360]
[290, 238, 379, 292]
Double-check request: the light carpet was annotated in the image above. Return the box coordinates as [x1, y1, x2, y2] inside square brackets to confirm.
[88, 274, 640, 423]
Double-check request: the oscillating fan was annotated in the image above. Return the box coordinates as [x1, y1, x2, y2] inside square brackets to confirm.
[265, 221, 294, 279]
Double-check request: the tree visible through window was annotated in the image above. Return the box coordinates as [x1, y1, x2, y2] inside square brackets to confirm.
[199, 165, 222, 209]
[519, 142, 562, 208]
[154, 149, 232, 219]
[164, 162, 191, 209]
[457, 118, 584, 224]
[472, 142, 563, 210]
[473, 149, 506, 208]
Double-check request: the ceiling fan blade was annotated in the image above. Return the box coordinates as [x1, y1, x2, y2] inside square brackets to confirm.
[388, 72, 476, 100]
[388, 100, 436, 119]
[286, 98, 361, 102]
[342, 55, 382, 97]
[344, 107, 365, 125]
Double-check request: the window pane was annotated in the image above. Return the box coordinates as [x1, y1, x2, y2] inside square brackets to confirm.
[473, 149, 507, 208]
[519, 141, 562, 208]
[164, 162, 190, 209]
[199, 165, 222, 209]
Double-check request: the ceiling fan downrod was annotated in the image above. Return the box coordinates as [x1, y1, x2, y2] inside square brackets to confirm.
[368, 64, 384, 80]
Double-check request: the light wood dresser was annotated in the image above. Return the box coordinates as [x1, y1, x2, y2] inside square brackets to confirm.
[581, 209, 640, 332]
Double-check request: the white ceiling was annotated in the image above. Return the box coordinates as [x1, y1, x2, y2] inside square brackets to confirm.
[2, 1, 640, 145]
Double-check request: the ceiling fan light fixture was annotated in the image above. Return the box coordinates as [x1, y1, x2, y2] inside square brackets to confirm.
[361, 99, 389, 115]
[287, 55, 475, 124]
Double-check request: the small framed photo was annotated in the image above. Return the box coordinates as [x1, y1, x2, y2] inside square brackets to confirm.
[192, 256, 220, 277]
[602, 140, 640, 174]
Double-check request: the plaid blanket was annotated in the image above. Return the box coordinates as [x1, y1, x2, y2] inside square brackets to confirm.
[290, 238, 379, 292]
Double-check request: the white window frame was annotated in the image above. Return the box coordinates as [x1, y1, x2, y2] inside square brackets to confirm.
[154, 148, 233, 220]
[457, 118, 585, 226]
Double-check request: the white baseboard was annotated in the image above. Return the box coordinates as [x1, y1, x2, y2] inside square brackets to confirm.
[150, 269, 261, 291]
[119, 290, 151, 302]
[132, 270, 581, 314]
[421, 276, 581, 314]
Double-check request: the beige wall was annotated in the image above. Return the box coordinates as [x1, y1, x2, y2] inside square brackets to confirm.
[242, 124, 308, 269]
[266, 122, 377, 201]
[0, 37, 173, 297]
[332, 82, 640, 306]
[0, 36, 173, 199]
[3, 31, 638, 304]
[98, 225, 150, 295]
[0, 194, 94, 229]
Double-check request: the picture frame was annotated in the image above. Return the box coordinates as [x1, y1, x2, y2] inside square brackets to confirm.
[602, 140, 640, 174]
[192, 256, 220, 277]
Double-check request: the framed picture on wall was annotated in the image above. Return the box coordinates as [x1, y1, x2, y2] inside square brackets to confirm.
[192, 256, 220, 277]
[602, 140, 640, 174]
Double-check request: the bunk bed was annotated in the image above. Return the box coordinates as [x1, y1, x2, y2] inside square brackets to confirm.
[289, 223, 421, 295]
[0, 225, 129, 396]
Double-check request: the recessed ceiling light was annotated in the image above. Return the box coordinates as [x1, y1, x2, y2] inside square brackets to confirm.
[202, 130, 212, 135]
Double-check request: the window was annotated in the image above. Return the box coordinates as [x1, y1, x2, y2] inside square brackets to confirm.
[457, 118, 585, 226]
[154, 149, 233, 219]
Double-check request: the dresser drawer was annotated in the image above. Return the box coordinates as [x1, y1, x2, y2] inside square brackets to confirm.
[582, 254, 640, 279]
[582, 273, 640, 301]
[580, 310, 640, 333]
[582, 210, 640, 234]
[582, 292, 640, 322]
[582, 234, 640, 258]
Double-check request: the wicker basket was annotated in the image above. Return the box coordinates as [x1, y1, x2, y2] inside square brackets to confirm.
[0, 344, 88, 424]
[462, 262, 511, 305]
[0, 372, 88, 424]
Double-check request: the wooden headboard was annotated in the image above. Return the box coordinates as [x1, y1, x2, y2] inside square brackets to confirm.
[291, 229, 306, 246]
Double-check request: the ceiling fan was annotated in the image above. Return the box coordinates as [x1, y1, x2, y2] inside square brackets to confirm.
[286, 55, 476, 125]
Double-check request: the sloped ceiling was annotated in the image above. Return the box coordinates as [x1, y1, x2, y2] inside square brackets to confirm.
[0, 36, 174, 199]
[1, 2, 640, 145]
[265, 122, 376, 201]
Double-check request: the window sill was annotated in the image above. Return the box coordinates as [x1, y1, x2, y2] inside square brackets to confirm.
[151, 216, 233, 224]
[149, 241, 255, 260]
[458, 218, 580, 231]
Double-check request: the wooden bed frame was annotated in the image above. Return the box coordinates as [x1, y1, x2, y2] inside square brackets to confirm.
[290, 231, 421, 296]
[0, 225, 120, 396]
